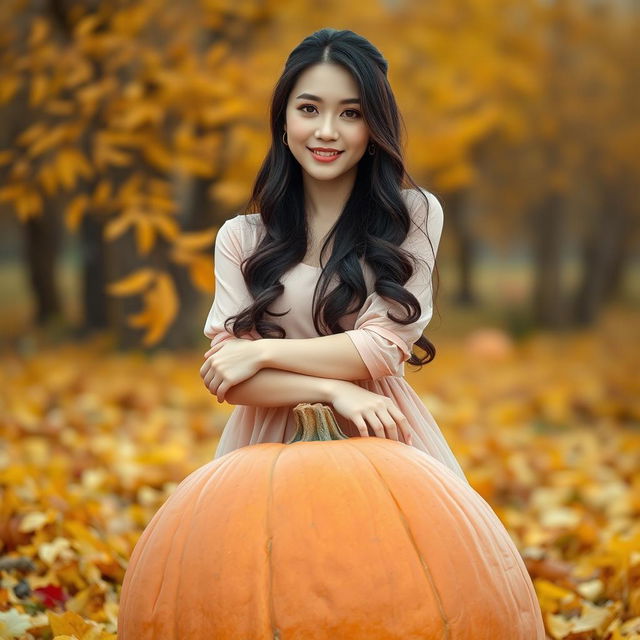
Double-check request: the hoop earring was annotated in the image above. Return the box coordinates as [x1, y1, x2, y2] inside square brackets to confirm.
[368, 142, 376, 155]
[282, 131, 288, 146]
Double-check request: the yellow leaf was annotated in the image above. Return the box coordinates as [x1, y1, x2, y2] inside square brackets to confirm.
[154, 272, 179, 324]
[30, 74, 49, 107]
[48, 610, 115, 639]
[0, 184, 22, 203]
[107, 269, 156, 296]
[436, 162, 476, 191]
[127, 308, 152, 328]
[138, 272, 178, 346]
[135, 217, 155, 254]
[27, 124, 66, 157]
[16, 190, 43, 221]
[210, 180, 251, 207]
[0, 150, 14, 166]
[18, 510, 55, 532]
[142, 140, 173, 171]
[174, 227, 217, 252]
[29, 16, 50, 46]
[177, 155, 216, 178]
[534, 577, 576, 607]
[56, 148, 93, 190]
[65, 195, 90, 232]
[0, 73, 21, 103]
[73, 14, 101, 38]
[104, 212, 134, 241]
[17, 122, 47, 147]
[39, 537, 74, 565]
[93, 180, 112, 206]
[152, 215, 180, 241]
[146, 194, 176, 214]
[118, 173, 144, 202]
[94, 142, 132, 168]
[189, 255, 215, 293]
[38, 163, 59, 196]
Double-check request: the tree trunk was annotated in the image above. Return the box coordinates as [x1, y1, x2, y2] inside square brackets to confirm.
[531, 191, 567, 328]
[445, 188, 477, 306]
[24, 211, 63, 325]
[572, 186, 631, 324]
[79, 213, 109, 333]
[158, 173, 217, 349]
[103, 224, 146, 350]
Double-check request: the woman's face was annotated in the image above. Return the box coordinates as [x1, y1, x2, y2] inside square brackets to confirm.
[284, 63, 370, 182]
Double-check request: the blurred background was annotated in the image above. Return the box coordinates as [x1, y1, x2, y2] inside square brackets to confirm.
[0, 1, 638, 638]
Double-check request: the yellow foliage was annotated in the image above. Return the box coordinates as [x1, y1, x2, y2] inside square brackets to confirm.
[141, 272, 179, 345]
[48, 610, 116, 639]
[106, 268, 156, 296]
[173, 227, 217, 252]
[65, 194, 90, 232]
[28, 17, 50, 48]
[0, 73, 21, 103]
[0, 312, 638, 636]
[104, 211, 136, 242]
[56, 148, 94, 190]
[134, 216, 154, 254]
[113, 270, 179, 345]
[188, 255, 216, 293]
[16, 189, 43, 221]
[37, 162, 60, 196]
[29, 74, 49, 108]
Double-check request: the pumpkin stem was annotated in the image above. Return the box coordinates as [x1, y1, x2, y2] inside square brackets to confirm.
[287, 403, 350, 443]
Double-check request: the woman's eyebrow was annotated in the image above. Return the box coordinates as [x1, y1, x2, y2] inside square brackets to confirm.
[295, 92, 361, 104]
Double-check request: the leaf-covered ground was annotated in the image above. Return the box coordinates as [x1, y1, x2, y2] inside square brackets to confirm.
[0, 309, 638, 639]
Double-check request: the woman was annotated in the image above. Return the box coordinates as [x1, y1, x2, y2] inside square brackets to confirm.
[200, 27, 468, 483]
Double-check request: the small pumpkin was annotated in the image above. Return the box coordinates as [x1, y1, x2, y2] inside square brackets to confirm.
[465, 327, 514, 361]
[118, 403, 545, 639]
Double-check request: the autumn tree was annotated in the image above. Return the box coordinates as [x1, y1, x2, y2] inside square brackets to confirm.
[1, 0, 637, 348]
[0, 0, 278, 347]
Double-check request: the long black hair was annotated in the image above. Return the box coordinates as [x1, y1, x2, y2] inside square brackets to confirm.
[223, 27, 440, 369]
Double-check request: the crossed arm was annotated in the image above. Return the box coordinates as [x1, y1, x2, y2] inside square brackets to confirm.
[224, 333, 371, 406]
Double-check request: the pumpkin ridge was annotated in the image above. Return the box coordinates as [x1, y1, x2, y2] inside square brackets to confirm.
[267, 445, 288, 640]
[136, 452, 242, 634]
[122, 488, 171, 625]
[175, 462, 233, 635]
[405, 448, 522, 623]
[343, 440, 451, 638]
[150, 496, 181, 626]
[461, 477, 542, 625]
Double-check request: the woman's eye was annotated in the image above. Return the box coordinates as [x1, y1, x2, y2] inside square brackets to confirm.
[298, 105, 361, 119]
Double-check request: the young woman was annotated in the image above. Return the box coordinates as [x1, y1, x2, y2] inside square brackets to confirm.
[200, 28, 468, 484]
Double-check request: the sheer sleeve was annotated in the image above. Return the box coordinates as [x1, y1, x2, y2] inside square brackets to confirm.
[344, 188, 444, 380]
[203, 216, 261, 348]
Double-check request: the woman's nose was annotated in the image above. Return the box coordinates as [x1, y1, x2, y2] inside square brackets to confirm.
[316, 117, 338, 139]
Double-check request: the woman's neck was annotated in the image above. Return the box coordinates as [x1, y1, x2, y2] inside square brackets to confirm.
[302, 168, 356, 225]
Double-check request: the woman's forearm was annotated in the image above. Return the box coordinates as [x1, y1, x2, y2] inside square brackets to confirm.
[224, 367, 345, 407]
[260, 333, 371, 380]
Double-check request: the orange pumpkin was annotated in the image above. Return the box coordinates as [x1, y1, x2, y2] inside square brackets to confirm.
[118, 403, 545, 639]
[465, 328, 515, 361]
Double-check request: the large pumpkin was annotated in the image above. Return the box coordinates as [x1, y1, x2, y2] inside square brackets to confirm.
[118, 403, 545, 639]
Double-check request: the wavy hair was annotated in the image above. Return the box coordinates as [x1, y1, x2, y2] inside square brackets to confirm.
[223, 27, 441, 369]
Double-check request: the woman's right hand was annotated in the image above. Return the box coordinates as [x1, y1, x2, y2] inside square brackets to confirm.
[327, 382, 413, 445]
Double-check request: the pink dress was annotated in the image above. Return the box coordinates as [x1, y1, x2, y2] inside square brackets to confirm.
[203, 188, 469, 484]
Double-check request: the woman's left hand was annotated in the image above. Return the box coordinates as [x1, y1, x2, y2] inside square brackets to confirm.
[200, 338, 263, 403]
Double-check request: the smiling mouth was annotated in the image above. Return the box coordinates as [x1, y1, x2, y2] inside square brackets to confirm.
[307, 148, 344, 156]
